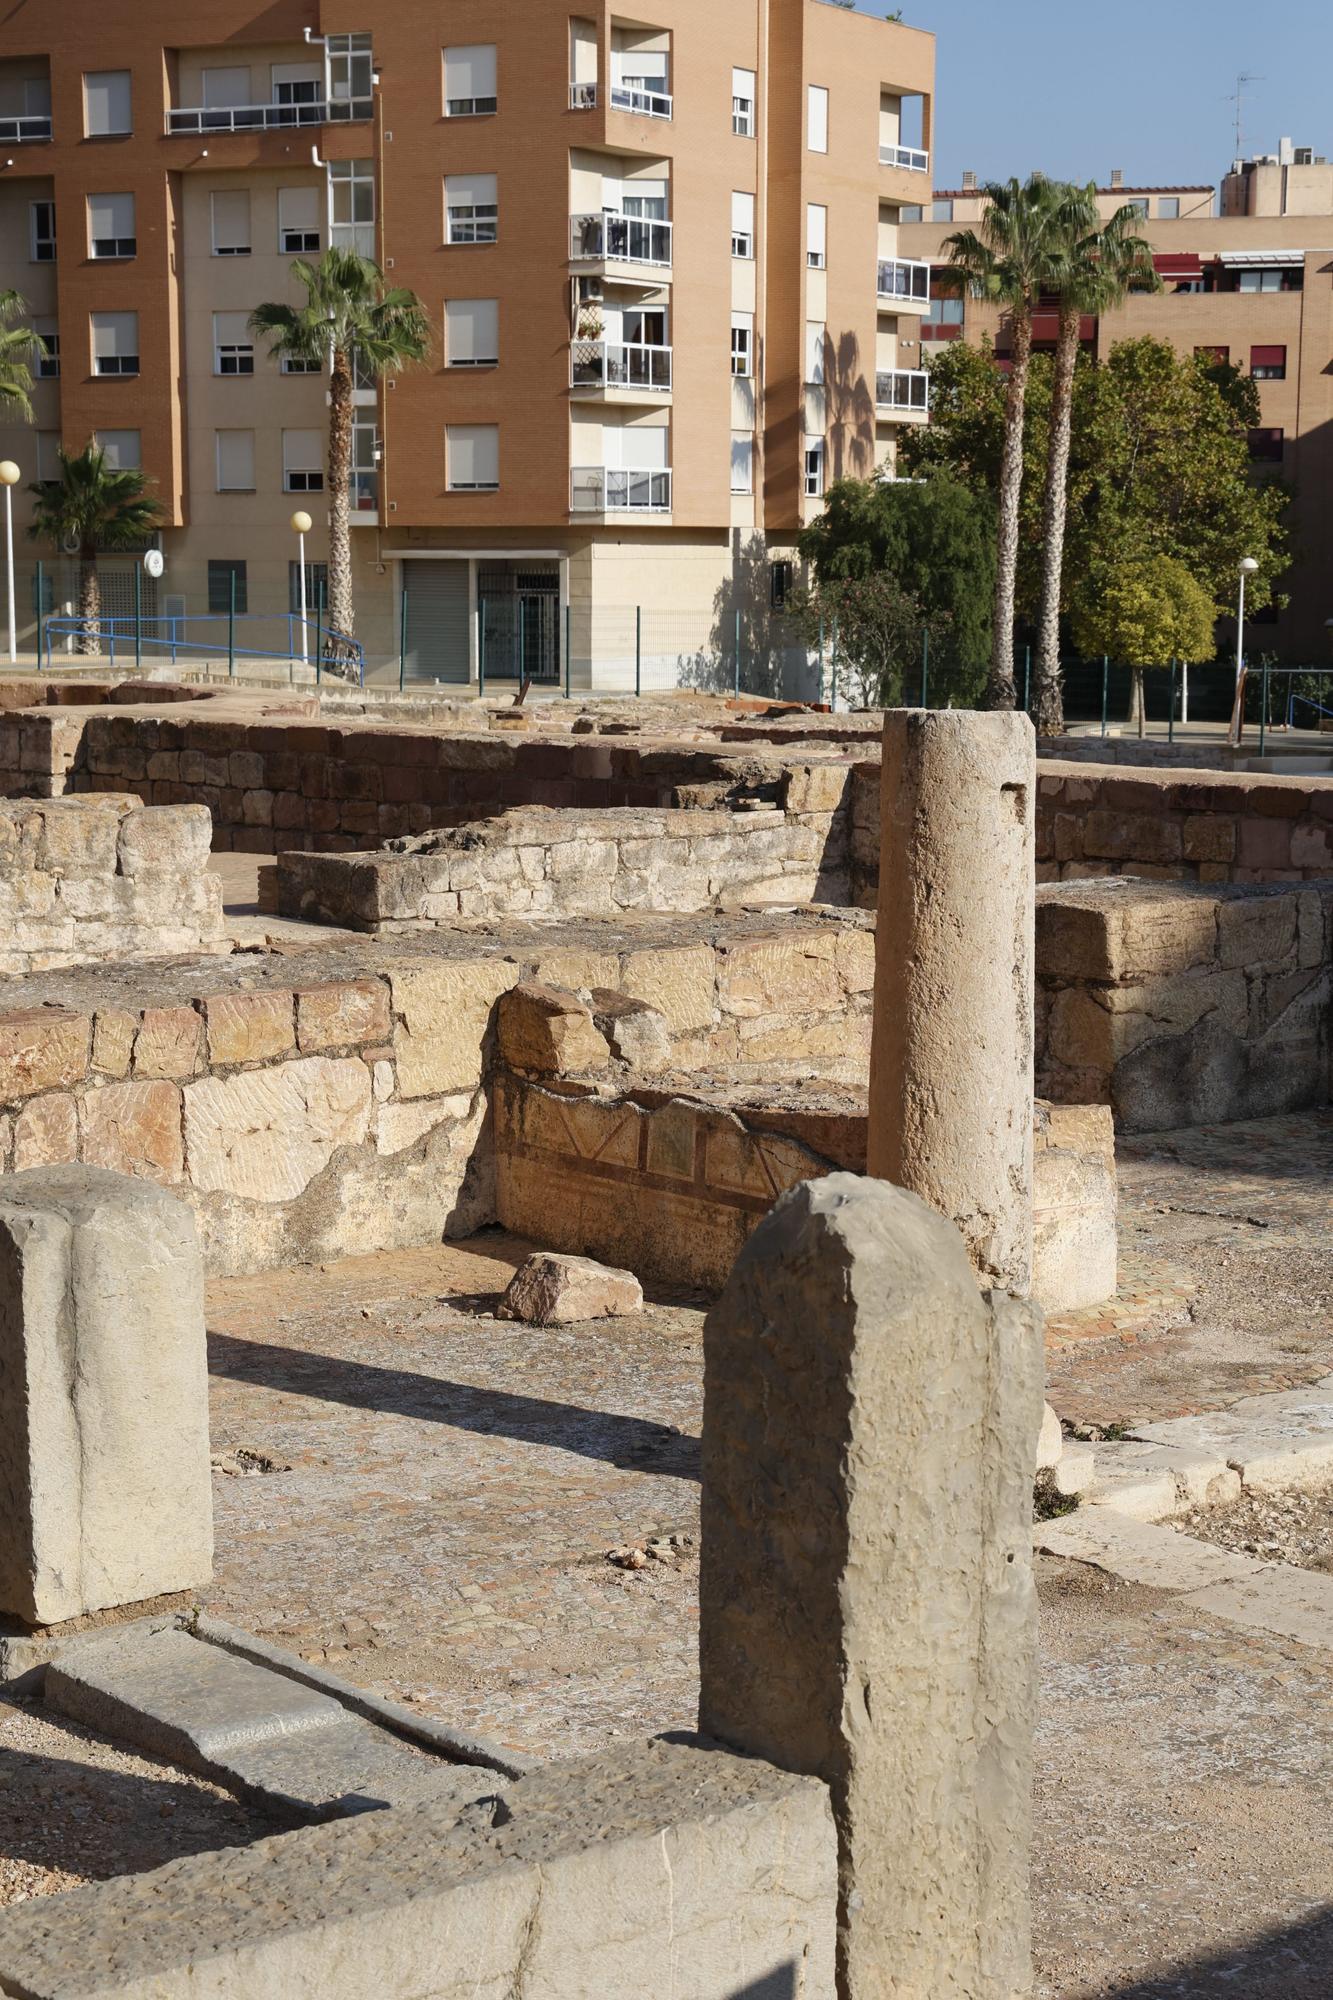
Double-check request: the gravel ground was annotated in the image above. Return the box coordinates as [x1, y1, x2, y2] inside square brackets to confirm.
[1175, 1484, 1333, 1573]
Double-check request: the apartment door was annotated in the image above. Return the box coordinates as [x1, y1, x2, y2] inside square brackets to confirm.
[478, 564, 560, 682]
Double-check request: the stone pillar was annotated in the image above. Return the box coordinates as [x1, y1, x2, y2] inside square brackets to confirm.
[869, 709, 1036, 1294]
[0, 1167, 212, 1628]
[700, 1175, 1042, 2000]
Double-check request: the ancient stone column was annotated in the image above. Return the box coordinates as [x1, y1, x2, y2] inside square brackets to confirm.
[869, 708, 1036, 1294]
[0, 1167, 213, 1627]
[700, 1175, 1042, 2000]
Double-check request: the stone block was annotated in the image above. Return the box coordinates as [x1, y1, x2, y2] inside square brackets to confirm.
[117, 805, 213, 882]
[497, 982, 610, 1078]
[133, 1007, 203, 1081]
[390, 960, 520, 1099]
[1183, 814, 1236, 864]
[1031, 1100, 1117, 1313]
[498, 1251, 644, 1326]
[616, 943, 715, 1034]
[374, 1093, 474, 1158]
[1037, 880, 1219, 982]
[718, 931, 842, 1019]
[0, 1166, 212, 1626]
[1216, 889, 1298, 970]
[591, 990, 672, 1072]
[13, 1094, 77, 1171]
[1036, 1403, 1063, 1472]
[203, 990, 295, 1068]
[296, 978, 392, 1053]
[80, 1081, 185, 1184]
[0, 1007, 91, 1101]
[183, 1057, 372, 1204]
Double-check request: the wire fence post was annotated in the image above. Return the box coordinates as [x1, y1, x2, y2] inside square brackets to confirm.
[830, 621, 839, 712]
[518, 595, 526, 688]
[818, 615, 825, 708]
[1259, 661, 1269, 757]
[398, 586, 407, 692]
[920, 624, 929, 709]
[635, 605, 641, 698]
[1101, 656, 1109, 738]
[314, 580, 323, 687]
[1023, 644, 1031, 715]
[35, 560, 45, 669]
[734, 607, 742, 698]
[227, 569, 236, 680]
[1168, 659, 1176, 744]
[134, 563, 142, 672]
[564, 603, 571, 698]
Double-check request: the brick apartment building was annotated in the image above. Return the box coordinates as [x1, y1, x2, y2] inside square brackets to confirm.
[900, 141, 1333, 662]
[0, 0, 936, 683]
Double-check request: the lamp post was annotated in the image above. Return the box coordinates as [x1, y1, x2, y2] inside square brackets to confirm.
[1228, 556, 1260, 746]
[290, 510, 313, 669]
[0, 460, 20, 666]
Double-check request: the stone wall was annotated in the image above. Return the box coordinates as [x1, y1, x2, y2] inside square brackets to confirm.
[0, 796, 224, 974]
[278, 804, 847, 929]
[1037, 762, 1333, 884]
[1036, 877, 1333, 1130]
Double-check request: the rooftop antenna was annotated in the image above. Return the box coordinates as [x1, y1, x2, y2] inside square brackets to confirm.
[1228, 70, 1263, 158]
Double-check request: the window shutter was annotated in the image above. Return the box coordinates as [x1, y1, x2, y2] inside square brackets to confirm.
[732, 192, 754, 235]
[201, 67, 251, 109]
[279, 187, 321, 235]
[1251, 345, 1286, 368]
[446, 298, 498, 364]
[88, 192, 133, 245]
[446, 172, 497, 210]
[807, 204, 827, 261]
[212, 190, 251, 252]
[444, 45, 497, 103]
[807, 85, 828, 153]
[85, 71, 131, 135]
[216, 431, 255, 490]
[92, 311, 137, 361]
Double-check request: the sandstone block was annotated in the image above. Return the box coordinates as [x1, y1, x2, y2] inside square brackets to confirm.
[617, 944, 715, 1034]
[498, 1251, 644, 1325]
[718, 932, 842, 1020]
[133, 1007, 203, 1081]
[13, 1094, 77, 1171]
[183, 1058, 372, 1204]
[80, 1081, 185, 1184]
[0, 1166, 212, 1625]
[591, 990, 672, 1072]
[390, 960, 519, 1099]
[1036, 1403, 1063, 1472]
[117, 805, 213, 881]
[375, 1093, 474, 1158]
[204, 990, 295, 1067]
[497, 983, 610, 1078]
[296, 978, 392, 1053]
[1032, 1100, 1117, 1314]
[0, 1007, 90, 1101]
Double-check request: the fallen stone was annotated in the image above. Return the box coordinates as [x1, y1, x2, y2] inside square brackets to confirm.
[1050, 1441, 1096, 1497]
[496, 981, 610, 1077]
[1036, 1403, 1063, 1472]
[1085, 1440, 1240, 1519]
[591, 988, 673, 1072]
[497, 1251, 644, 1326]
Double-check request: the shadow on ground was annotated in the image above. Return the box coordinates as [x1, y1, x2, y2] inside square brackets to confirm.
[1096, 1905, 1333, 1998]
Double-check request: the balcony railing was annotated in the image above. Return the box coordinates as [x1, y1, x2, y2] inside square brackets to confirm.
[879, 144, 929, 173]
[571, 466, 672, 514]
[571, 339, 672, 393]
[569, 81, 598, 110]
[0, 114, 50, 143]
[166, 97, 372, 135]
[875, 368, 930, 413]
[571, 209, 673, 268]
[876, 257, 932, 304]
[609, 80, 672, 119]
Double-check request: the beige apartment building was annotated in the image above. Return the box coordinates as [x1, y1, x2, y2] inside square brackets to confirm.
[0, 0, 936, 685]
[901, 142, 1333, 662]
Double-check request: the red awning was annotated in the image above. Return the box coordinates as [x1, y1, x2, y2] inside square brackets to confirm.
[1154, 252, 1202, 278]
[1251, 345, 1286, 368]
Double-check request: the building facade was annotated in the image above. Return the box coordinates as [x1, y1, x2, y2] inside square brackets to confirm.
[901, 143, 1333, 663]
[0, 0, 935, 684]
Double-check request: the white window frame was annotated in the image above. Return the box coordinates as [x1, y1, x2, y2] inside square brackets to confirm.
[278, 186, 321, 255]
[445, 297, 499, 368]
[807, 85, 828, 154]
[283, 429, 325, 493]
[213, 312, 254, 377]
[732, 67, 755, 138]
[282, 353, 323, 376]
[92, 311, 139, 378]
[731, 191, 755, 260]
[443, 44, 497, 118]
[446, 422, 499, 492]
[211, 189, 251, 257]
[29, 200, 55, 263]
[445, 173, 498, 245]
[731, 313, 753, 379]
[329, 158, 375, 255]
[215, 429, 256, 492]
[95, 429, 141, 470]
[326, 33, 373, 121]
[34, 318, 58, 379]
[806, 203, 827, 270]
[84, 69, 132, 137]
[87, 191, 135, 260]
[804, 437, 825, 499]
[730, 432, 754, 495]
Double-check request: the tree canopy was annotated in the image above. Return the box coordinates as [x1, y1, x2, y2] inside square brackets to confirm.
[1069, 553, 1217, 669]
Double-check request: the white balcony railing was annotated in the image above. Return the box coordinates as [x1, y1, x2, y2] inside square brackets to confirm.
[876, 257, 932, 304]
[609, 80, 672, 119]
[571, 209, 673, 268]
[167, 97, 372, 135]
[0, 114, 50, 142]
[875, 368, 930, 413]
[880, 144, 929, 173]
[571, 466, 672, 514]
[571, 339, 672, 393]
[569, 81, 598, 109]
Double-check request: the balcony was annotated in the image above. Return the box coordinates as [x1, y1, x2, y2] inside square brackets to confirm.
[571, 210, 673, 274]
[167, 97, 372, 134]
[571, 338, 672, 399]
[875, 368, 929, 416]
[876, 258, 932, 309]
[609, 80, 672, 120]
[571, 465, 672, 515]
[0, 113, 50, 142]
[880, 144, 929, 174]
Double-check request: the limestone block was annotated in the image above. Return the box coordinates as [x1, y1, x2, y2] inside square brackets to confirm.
[203, 990, 295, 1068]
[498, 1251, 644, 1325]
[1037, 881, 1219, 983]
[34, 800, 123, 877]
[0, 1007, 91, 1101]
[1036, 1403, 1063, 1472]
[591, 990, 673, 1072]
[834, 923, 876, 994]
[1049, 1441, 1096, 1497]
[183, 1057, 372, 1203]
[133, 1007, 203, 1081]
[497, 982, 610, 1078]
[1031, 1101, 1117, 1314]
[0, 1166, 212, 1626]
[616, 944, 716, 1034]
[80, 1081, 185, 1184]
[718, 932, 842, 1019]
[296, 978, 392, 1053]
[1216, 889, 1298, 970]
[117, 805, 213, 881]
[390, 960, 519, 1099]
[375, 1093, 474, 1158]
[13, 1094, 78, 1172]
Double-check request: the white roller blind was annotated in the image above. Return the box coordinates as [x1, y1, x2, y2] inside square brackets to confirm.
[445, 172, 497, 209]
[92, 311, 137, 360]
[446, 298, 498, 365]
[447, 424, 499, 488]
[96, 430, 140, 470]
[201, 66, 250, 108]
[88, 192, 133, 242]
[283, 429, 323, 473]
[84, 70, 131, 136]
[216, 430, 255, 490]
[807, 85, 828, 153]
[444, 44, 496, 102]
[271, 62, 321, 88]
[807, 203, 827, 263]
[213, 310, 250, 345]
[731, 192, 755, 235]
[619, 425, 668, 470]
[279, 187, 320, 233]
[212, 190, 250, 253]
[732, 67, 754, 98]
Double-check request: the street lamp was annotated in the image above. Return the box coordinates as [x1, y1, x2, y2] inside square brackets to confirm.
[0, 460, 20, 666]
[1228, 556, 1260, 746]
[290, 511, 313, 668]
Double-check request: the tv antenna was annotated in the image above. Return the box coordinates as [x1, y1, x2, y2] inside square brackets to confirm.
[1228, 71, 1263, 158]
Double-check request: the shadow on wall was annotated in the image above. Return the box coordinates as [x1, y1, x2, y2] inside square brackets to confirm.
[676, 536, 818, 702]
[825, 329, 876, 487]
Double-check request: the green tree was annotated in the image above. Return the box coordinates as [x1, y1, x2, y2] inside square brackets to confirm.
[797, 471, 994, 702]
[0, 290, 40, 422]
[27, 444, 163, 655]
[938, 175, 1063, 709]
[1070, 553, 1216, 737]
[789, 571, 951, 709]
[251, 250, 430, 656]
[1034, 190, 1158, 735]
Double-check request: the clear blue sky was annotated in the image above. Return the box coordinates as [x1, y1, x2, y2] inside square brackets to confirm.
[852, 0, 1332, 192]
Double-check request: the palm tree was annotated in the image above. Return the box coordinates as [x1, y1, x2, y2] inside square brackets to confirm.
[939, 176, 1062, 709]
[0, 289, 40, 421]
[1033, 189, 1159, 735]
[250, 250, 430, 655]
[28, 444, 162, 655]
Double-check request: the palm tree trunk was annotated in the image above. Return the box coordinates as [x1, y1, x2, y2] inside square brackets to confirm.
[1035, 304, 1080, 736]
[78, 554, 100, 658]
[1130, 667, 1146, 738]
[986, 308, 1032, 710]
[326, 348, 355, 654]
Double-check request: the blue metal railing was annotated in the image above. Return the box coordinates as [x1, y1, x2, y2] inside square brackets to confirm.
[41, 612, 364, 685]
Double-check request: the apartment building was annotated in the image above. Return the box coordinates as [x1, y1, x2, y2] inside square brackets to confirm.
[0, 0, 936, 684]
[901, 142, 1333, 661]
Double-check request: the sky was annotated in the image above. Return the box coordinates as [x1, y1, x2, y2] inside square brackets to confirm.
[852, 0, 1333, 193]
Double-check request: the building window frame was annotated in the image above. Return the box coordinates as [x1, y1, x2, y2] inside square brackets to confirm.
[29, 200, 56, 264]
[803, 437, 825, 499]
[87, 191, 136, 260]
[445, 175, 499, 246]
[207, 558, 249, 613]
[732, 67, 755, 139]
[282, 429, 325, 493]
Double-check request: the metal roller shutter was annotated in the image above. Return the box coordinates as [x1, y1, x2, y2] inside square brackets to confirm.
[402, 561, 470, 683]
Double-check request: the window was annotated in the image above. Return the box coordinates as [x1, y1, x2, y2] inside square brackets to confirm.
[446, 423, 499, 490]
[96, 429, 140, 469]
[1127, 199, 1149, 217]
[282, 353, 322, 375]
[37, 431, 62, 483]
[211, 190, 251, 257]
[929, 199, 954, 223]
[730, 431, 753, 494]
[730, 312, 753, 378]
[34, 319, 58, 378]
[806, 203, 826, 270]
[87, 191, 135, 259]
[805, 320, 826, 386]
[278, 187, 321, 254]
[445, 297, 498, 367]
[29, 200, 55, 263]
[283, 429, 324, 492]
[731, 191, 755, 260]
[207, 559, 248, 613]
[271, 62, 322, 114]
[1195, 344, 1229, 366]
[84, 70, 131, 137]
[1248, 427, 1284, 462]
[732, 67, 755, 138]
[289, 560, 328, 613]
[900, 204, 924, 223]
[1158, 196, 1181, 220]
[444, 44, 497, 117]
[329, 158, 374, 255]
[807, 85, 828, 154]
[215, 431, 255, 492]
[201, 66, 250, 111]
[1251, 344, 1287, 381]
[769, 560, 793, 611]
[803, 437, 825, 499]
[92, 311, 139, 377]
[327, 33, 373, 121]
[213, 311, 254, 376]
[1239, 267, 1283, 293]
[446, 173, 498, 244]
